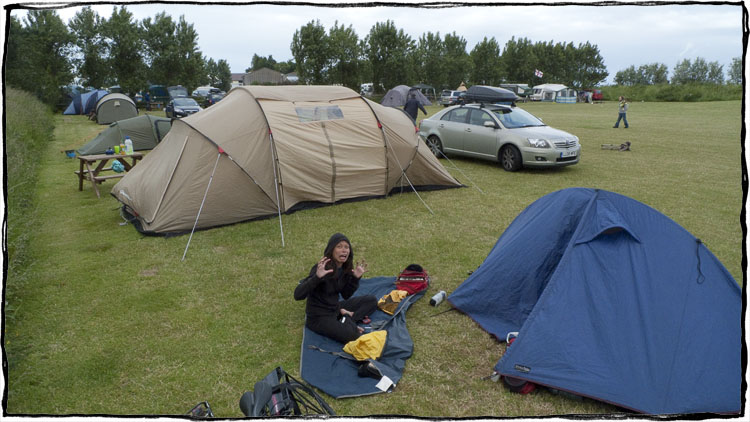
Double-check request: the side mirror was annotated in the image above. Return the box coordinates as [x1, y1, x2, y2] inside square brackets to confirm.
[483, 121, 498, 129]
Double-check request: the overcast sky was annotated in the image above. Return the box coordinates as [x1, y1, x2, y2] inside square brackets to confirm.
[7, 1, 745, 84]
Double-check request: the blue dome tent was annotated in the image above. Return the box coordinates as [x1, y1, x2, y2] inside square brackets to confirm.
[449, 188, 741, 415]
[63, 89, 108, 115]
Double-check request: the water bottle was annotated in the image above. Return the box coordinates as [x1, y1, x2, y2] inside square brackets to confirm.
[429, 290, 446, 306]
[124, 137, 134, 154]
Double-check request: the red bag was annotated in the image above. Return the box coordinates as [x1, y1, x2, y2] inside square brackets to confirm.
[502, 333, 536, 394]
[395, 264, 429, 295]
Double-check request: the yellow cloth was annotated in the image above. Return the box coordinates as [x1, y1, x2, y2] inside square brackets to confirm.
[343, 330, 387, 361]
[377, 289, 408, 315]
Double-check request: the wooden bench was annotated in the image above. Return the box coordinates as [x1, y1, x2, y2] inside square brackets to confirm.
[76, 152, 144, 198]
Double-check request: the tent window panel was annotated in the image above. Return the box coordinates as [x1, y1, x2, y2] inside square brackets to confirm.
[295, 106, 344, 123]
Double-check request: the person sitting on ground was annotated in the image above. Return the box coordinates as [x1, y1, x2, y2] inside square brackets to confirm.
[294, 233, 378, 344]
[403, 93, 427, 123]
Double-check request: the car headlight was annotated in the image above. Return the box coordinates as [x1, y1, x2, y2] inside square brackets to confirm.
[527, 138, 550, 148]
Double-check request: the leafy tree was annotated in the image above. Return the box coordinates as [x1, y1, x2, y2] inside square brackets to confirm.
[614, 65, 638, 85]
[707, 61, 724, 84]
[640, 63, 669, 84]
[728, 57, 742, 84]
[500, 36, 536, 85]
[291, 20, 330, 84]
[68, 6, 108, 89]
[6, 16, 30, 91]
[211, 59, 232, 92]
[11, 10, 74, 105]
[671, 59, 692, 84]
[276, 59, 297, 74]
[101, 6, 146, 94]
[567, 41, 608, 88]
[248, 54, 278, 72]
[141, 12, 180, 86]
[469, 36, 502, 85]
[672, 57, 723, 84]
[415, 31, 444, 90]
[174, 15, 206, 92]
[442, 32, 471, 89]
[365, 20, 414, 93]
[615, 62, 668, 85]
[328, 21, 362, 90]
[530, 40, 565, 83]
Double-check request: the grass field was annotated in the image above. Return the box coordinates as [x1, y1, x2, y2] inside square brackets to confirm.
[5, 99, 744, 417]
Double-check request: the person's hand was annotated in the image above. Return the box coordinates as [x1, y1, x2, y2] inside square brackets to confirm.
[340, 308, 354, 317]
[316, 257, 333, 279]
[353, 258, 368, 278]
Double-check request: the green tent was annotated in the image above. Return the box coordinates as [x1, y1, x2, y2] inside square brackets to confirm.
[77, 115, 172, 155]
[96, 93, 138, 124]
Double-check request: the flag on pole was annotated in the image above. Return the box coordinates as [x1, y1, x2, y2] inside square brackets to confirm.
[534, 69, 544, 78]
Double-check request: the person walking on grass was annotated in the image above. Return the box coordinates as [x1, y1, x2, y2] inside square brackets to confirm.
[613, 96, 629, 128]
[403, 93, 427, 123]
[294, 233, 378, 344]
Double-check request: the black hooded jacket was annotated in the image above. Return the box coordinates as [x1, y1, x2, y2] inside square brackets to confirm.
[294, 233, 361, 318]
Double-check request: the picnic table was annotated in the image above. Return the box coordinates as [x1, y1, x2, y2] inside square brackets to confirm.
[76, 152, 144, 198]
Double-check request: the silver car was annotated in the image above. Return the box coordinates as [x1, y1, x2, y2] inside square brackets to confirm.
[418, 104, 580, 171]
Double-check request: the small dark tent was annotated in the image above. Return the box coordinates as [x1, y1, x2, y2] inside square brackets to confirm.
[63, 89, 108, 115]
[76, 115, 172, 155]
[96, 93, 138, 124]
[380, 85, 431, 107]
[448, 188, 741, 415]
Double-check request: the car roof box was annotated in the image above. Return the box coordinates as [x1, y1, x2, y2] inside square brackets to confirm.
[465, 85, 519, 105]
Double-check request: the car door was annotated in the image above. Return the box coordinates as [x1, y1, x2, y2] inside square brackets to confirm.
[437, 108, 470, 153]
[463, 109, 500, 158]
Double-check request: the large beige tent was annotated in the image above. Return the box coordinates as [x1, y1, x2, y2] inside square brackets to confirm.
[111, 85, 462, 235]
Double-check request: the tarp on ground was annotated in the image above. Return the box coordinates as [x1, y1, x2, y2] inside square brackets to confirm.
[380, 85, 432, 107]
[448, 188, 741, 415]
[76, 115, 172, 155]
[300, 276, 424, 398]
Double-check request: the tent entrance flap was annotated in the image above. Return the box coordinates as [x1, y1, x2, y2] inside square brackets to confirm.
[182, 150, 223, 261]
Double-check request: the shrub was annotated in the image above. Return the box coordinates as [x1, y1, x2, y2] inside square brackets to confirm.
[601, 83, 742, 102]
[5, 87, 55, 281]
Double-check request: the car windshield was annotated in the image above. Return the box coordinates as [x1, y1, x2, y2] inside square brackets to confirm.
[491, 107, 545, 129]
[174, 98, 199, 107]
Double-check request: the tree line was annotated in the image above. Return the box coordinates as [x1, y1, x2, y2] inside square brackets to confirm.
[289, 20, 610, 93]
[6, 7, 233, 107]
[7, 7, 741, 109]
[615, 57, 741, 85]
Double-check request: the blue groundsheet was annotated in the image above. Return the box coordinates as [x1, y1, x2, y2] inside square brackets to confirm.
[300, 276, 424, 398]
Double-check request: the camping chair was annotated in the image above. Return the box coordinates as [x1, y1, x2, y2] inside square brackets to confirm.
[239, 367, 335, 417]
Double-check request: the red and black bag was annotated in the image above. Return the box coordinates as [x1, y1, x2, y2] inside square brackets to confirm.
[502, 333, 536, 395]
[395, 264, 429, 295]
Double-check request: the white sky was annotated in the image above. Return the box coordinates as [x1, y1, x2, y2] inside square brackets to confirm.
[6, 1, 746, 84]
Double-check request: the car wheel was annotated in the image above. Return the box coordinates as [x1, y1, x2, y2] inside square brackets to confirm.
[426, 135, 444, 157]
[500, 145, 522, 172]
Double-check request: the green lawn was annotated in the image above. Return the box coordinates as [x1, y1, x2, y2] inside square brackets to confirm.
[5, 100, 743, 417]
